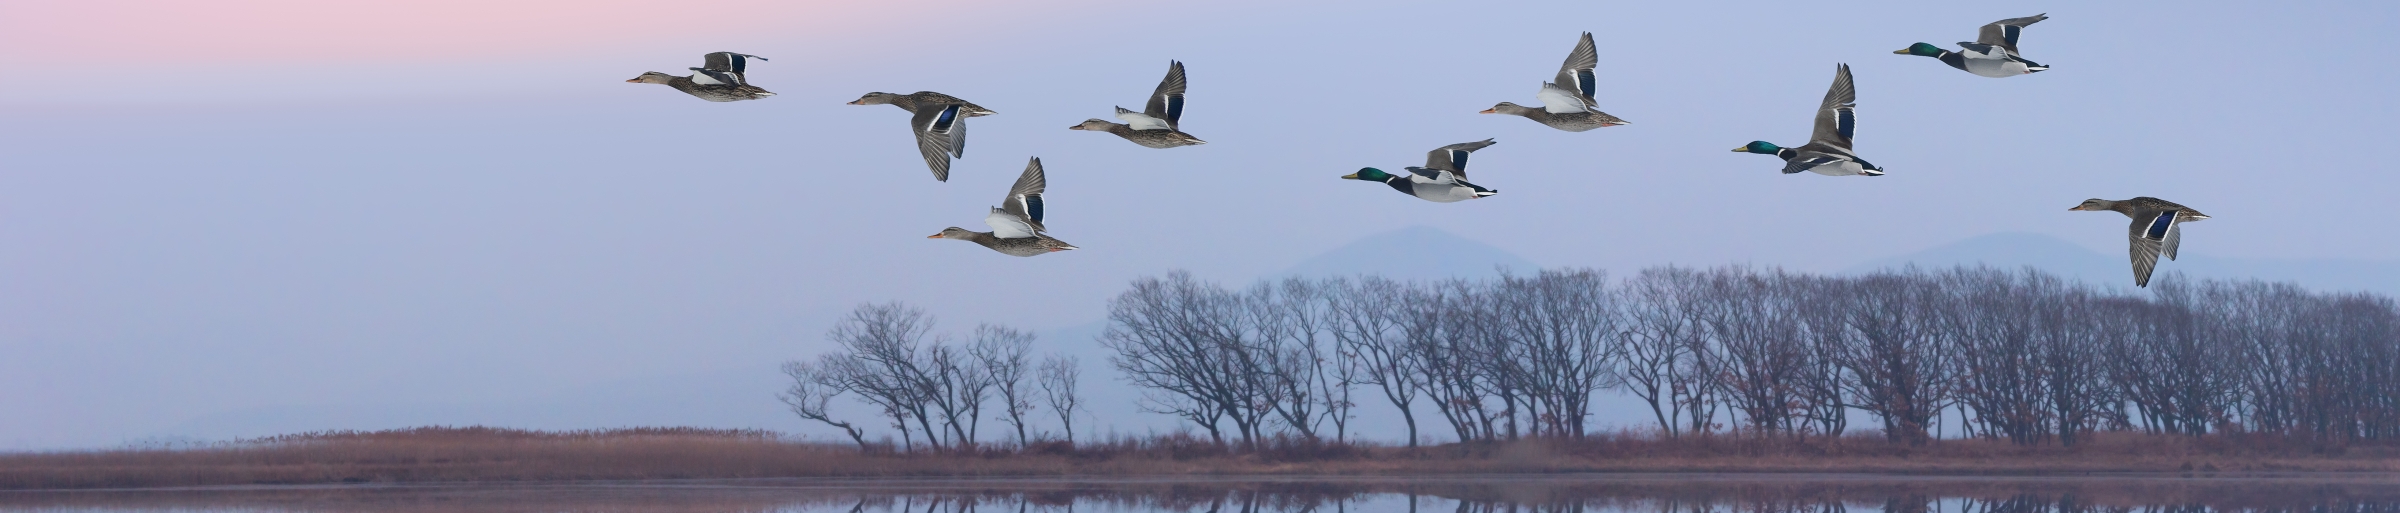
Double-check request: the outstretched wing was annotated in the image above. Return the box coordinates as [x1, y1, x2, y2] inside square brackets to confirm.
[1421, 139, 1497, 179]
[1534, 83, 1591, 114]
[910, 105, 966, 182]
[996, 157, 1049, 234]
[1551, 32, 1600, 106]
[1975, 14, 2047, 56]
[1403, 167, 1458, 184]
[2126, 210, 2179, 287]
[1142, 61, 1188, 130]
[1807, 64, 1858, 152]
[694, 52, 765, 85]
[1115, 106, 1171, 131]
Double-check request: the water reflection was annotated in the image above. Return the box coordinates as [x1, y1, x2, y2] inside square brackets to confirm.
[3, 475, 2396, 513]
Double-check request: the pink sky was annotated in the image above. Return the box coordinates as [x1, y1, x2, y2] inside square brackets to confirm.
[0, 0, 1105, 65]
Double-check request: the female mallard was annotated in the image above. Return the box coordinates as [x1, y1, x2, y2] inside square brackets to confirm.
[2070, 197, 2210, 287]
[848, 92, 998, 182]
[625, 52, 775, 102]
[1895, 14, 2050, 78]
[1342, 139, 1499, 203]
[1481, 32, 1628, 132]
[1071, 61, 1206, 148]
[930, 157, 1078, 257]
[1734, 64, 1884, 177]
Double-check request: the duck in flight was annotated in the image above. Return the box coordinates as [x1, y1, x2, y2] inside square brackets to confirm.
[1071, 61, 1207, 148]
[1895, 14, 2051, 78]
[625, 52, 775, 102]
[849, 92, 997, 182]
[1343, 139, 1500, 203]
[1734, 64, 1883, 176]
[1481, 32, 1628, 132]
[929, 157, 1078, 257]
[2071, 197, 2210, 287]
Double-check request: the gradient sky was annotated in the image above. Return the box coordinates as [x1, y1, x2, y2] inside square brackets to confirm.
[3, 0, 2397, 449]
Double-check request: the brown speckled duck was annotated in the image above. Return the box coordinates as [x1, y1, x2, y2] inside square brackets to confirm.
[1481, 32, 1628, 132]
[625, 52, 774, 102]
[1070, 61, 1206, 148]
[849, 91, 997, 182]
[930, 157, 1078, 257]
[2070, 197, 2211, 287]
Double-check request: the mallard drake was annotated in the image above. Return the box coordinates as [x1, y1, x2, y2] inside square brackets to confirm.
[1734, 64, 1884, 177]
[1343, 139, 1499, 203]
[1071, 61, 1206, 148]
[930, 157, 1078, 257]
[625, 52, 775, 102]
[1481, 32, 1628, 132]
[1895, 14, 2050, 78]
[848, 92, 998, 182]
[2070, 197, 2210, 287]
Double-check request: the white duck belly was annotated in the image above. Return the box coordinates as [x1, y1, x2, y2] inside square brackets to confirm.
[1959, 49, 2031, 78]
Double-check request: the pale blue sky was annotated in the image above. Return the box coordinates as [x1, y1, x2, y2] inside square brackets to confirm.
[3, 0, 2396, 448]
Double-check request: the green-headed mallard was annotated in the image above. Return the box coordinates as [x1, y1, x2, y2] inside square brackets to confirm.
[848, 92, 997, 182]
[1481, 32, 1628, 132]
[1895, 14, 2050, 78]
[930, 157, 1078, 257]
[1343, 139, 1499, 203]
[1734, 64, 1884, 177]
[625, 52, 775, 102]
[1071, 61, 1206, 148]
[2070, 197, 2210, 287]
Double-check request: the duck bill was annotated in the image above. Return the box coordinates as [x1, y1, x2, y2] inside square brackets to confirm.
[1067, 125, 1084, 130]
[1892, 49, 1912, 54]
[926, 233, 944, 239]
[1478, 108, 1497, 114]
[846, 99, 866, 105]
[1730, 146, 1750, 152]
[624, 78, 641, 83]
[1340, 173, 1360, 179]
[2067, 205, 2087, 211]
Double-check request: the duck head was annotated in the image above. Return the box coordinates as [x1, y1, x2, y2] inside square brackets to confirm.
[1894, 42, 1947, 58]
[1342, 168, 1395, 182]
[1733, 141, 1783, 154]
[1480, 102, 1534, 115]
[928, 227, 977, 240]
[626, 72, 676, 84]
[2067, 199, 2118, 212]
[848, 92, 901, 105]
[1068, 119, 1117, 131]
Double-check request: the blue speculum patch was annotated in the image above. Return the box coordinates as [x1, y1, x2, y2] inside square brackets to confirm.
[2147, 211, 2177, 239]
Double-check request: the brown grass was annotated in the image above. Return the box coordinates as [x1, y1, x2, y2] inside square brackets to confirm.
[4, 426, 2398, 490]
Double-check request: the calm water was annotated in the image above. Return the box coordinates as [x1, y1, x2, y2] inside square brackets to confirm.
[3, 474, 2397, 513]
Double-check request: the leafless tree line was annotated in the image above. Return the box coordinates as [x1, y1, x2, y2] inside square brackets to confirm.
[1099, 266, 2400, 447]
[780, 302, 1084, 451]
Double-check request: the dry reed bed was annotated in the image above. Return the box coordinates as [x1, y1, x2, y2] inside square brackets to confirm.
[4, 427, 2397, 490]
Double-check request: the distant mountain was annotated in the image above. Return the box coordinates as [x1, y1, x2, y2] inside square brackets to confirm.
[1274, 226, 1541, 281]
[1849, 232, 2400, 296]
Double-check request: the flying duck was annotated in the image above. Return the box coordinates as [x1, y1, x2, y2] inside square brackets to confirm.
[1895, 14, 2050, 78]
[930, 157, 1078, 256]
[849, 92, 997, 182]
[1071, 61, 1206, 148]
[1734, 64, 1884, 176]
[2071, 197, 2210, 287]
[1343, 139, 1499, 203]
[625, 52, 775, 102]
[1481, 32, 1628, 131]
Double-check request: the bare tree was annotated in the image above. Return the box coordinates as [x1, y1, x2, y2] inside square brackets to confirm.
[1620, 266, 1707, 438]
[1036, 353, 1083, 444]
[1327, 276, 1425, 446]
[778, 359, 869, 449]
[974, 324, 1037, 448]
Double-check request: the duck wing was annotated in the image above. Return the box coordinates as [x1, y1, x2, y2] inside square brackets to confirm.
[1806, 64, 1858, 153]
[2126, 209, 2181, 287]
[910, 104, 967, 182]
[1974, 14, 2046, 56]
[1550, 32, 1601, 109]
[1142, 61, 1188, 130]
[994, 157, 1048, 234]
[1115, 107, 1172, 131]
[692, 52, 765, 85]
[1421, 139, 1497, 180]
